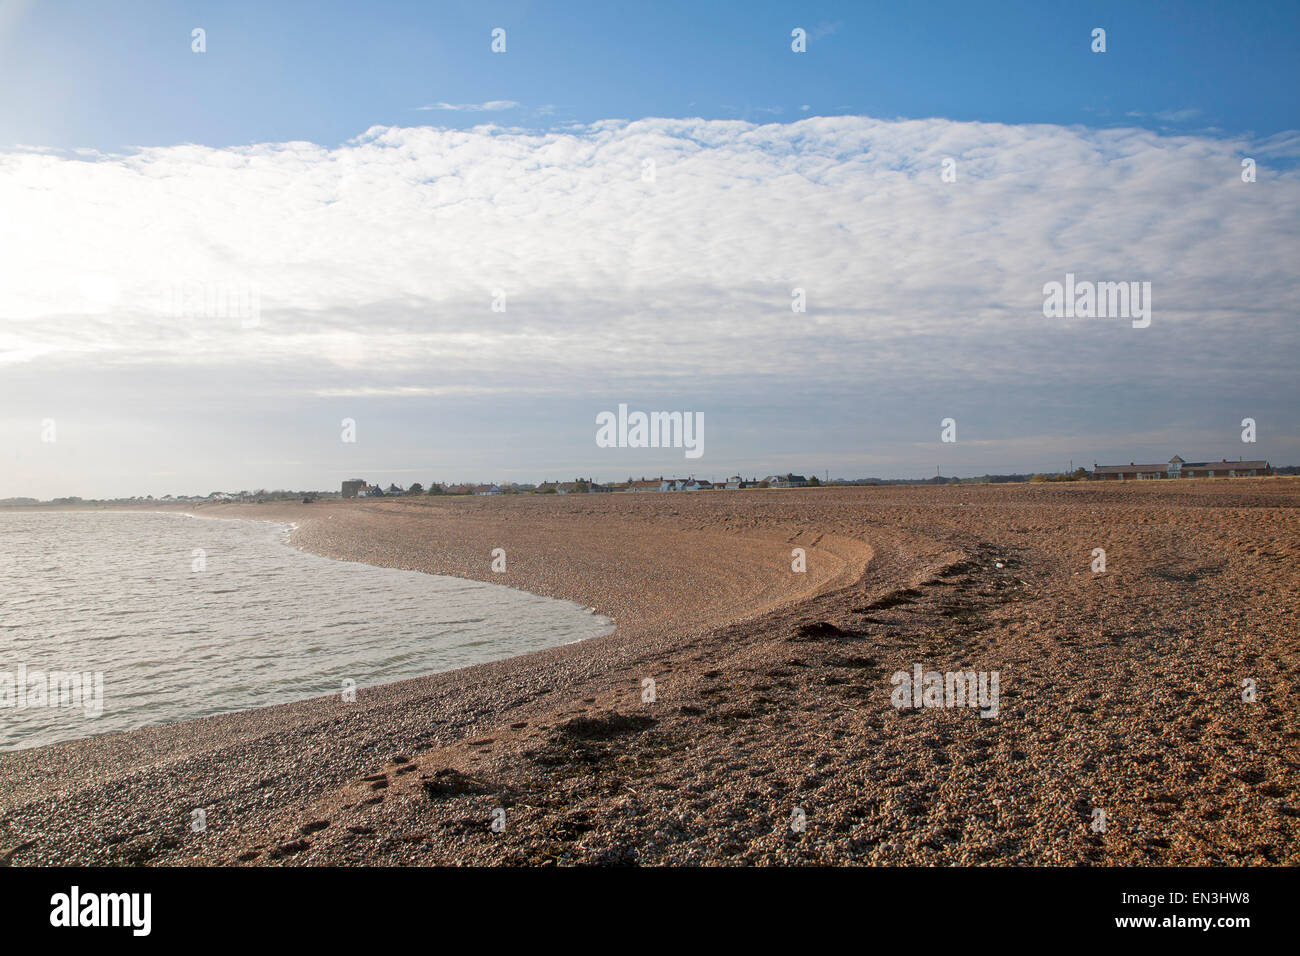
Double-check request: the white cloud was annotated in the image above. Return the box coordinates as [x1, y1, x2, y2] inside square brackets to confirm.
[414, 100, 520, 112]
[3, 118, 1296, 386]
[1127, 107, 1203, 124]
[0, 115, 1297, 492]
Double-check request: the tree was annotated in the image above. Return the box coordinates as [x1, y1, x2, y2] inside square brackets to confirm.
[807, 475, 821, 486]
[407, 483, 424, 495]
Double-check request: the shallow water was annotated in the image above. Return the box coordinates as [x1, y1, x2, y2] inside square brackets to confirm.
[0, 511, 613, 751]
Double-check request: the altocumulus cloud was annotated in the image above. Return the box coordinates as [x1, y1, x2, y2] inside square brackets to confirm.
[0, 115, 1297, 487]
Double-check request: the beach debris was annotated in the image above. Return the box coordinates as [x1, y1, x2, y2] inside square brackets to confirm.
[791, 620, 849, 640]
[422, 768, 496, 797]
[559, 710, 656, 740]
[266, 839, 312, 859]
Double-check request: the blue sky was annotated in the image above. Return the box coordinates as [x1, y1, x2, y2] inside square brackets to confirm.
[5, 0, 1298, 151]
[1, 1, 1298, 497]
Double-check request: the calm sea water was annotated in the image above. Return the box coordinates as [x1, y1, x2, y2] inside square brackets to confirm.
[0, 511, 613, 751]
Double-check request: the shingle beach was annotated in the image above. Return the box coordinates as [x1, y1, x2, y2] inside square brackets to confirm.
[2, 479, 1297, 865]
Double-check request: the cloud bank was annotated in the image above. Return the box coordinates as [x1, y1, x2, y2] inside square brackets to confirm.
[1, 115, 1297, 493]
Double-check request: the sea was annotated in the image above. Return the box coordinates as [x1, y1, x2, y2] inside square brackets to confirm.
[0, 511, 613, 751]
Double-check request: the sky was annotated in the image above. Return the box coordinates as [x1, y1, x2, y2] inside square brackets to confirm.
[1, 0, 1298, 497]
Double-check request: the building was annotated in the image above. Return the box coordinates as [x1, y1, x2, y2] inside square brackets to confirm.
[1093, 456, 1272, 481]
[763, 473, 809, 488]
[1093, 461, 1168, 481]
[1179, 458, 1271, 478]
[557, 478, 603, 494]
[535, 481, 585, 494]
[341, 478, 367, 498]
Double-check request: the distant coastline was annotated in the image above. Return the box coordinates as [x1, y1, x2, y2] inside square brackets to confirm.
[4, 461, 1297, 509]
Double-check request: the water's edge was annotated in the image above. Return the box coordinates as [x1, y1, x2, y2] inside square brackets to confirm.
[1, 509, 615, 751]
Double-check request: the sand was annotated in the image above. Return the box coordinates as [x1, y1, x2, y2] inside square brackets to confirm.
[1, 479, 1297, 865]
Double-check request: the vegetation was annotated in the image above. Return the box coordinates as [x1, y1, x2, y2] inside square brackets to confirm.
[1031, 468, 1091, 483]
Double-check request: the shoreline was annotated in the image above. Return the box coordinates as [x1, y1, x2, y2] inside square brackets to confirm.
[0, 493, 871, 863]
[0, 508, 618, 754]
[1, 480, 1297, 865]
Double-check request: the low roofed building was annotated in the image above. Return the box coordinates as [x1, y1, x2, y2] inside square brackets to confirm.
[1093, 456, 1271, 480]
